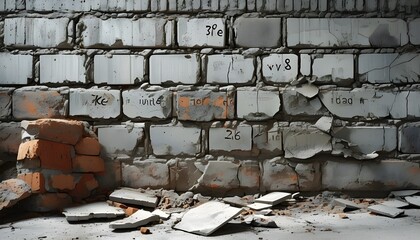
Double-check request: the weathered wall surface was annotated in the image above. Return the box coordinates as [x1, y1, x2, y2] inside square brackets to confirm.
[1, 0, 420, 196]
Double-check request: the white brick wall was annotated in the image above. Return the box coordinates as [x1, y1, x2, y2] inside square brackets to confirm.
[0, 53, 32, 85]
[149, 54, 200, 85]
[40, 55, 86, 84]
[94, 55, 145, 85]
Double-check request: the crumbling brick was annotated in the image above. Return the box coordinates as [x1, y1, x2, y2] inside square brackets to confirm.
[75, 137, 101, 156]
[72, 155, 105, 173]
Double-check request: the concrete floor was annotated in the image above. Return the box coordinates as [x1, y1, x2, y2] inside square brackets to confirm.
[1, 208, 420, 240]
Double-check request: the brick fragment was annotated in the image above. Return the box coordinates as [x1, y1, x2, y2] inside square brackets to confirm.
[18, 172, 46, 193]
[23, 119, 84, 145]
[72, 155, 105, 173]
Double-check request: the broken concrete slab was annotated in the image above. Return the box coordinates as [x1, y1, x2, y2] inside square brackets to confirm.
[331, 198, 362, 210]
[109, 188, 158, 208]
[109, 210, 160, 229]
[173, 201, 242, 236]
[0, 179, 31, 211]
[381, 200, 409, 208]
[62, 202, 125, 222]
[152, 209, 170, 220]
[390, 190, 420, 197]
[368, 204, 404, 218]
[404, 196, 420, 207]
[247, 202, 273, 211]
[255, 192, 291, 206]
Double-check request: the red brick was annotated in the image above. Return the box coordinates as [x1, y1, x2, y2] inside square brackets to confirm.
[23, 119, 84, 145]
[18, 172, 46, 193]
[75, 137, 101, 155]
[72, 155, 105, 173]
[17, 140, 72, 171]
[69, 174, 99, 202]
[50, 174, 76, 191]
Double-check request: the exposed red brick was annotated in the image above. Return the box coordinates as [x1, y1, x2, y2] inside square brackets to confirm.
[125, 207, 139, 216]
[50, 174, 76, 191]
[72, 155, 105, 173]
[75, 137, 100, 155]
[17, 140, 72, 171]
[69, 174, 99, 202]
[18, 172, 46, 193]
[23, 119, 84, 145]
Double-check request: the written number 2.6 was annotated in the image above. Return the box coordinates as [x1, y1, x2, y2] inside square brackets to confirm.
[206, 24, 223, 37]
[225, 129, 241, 140]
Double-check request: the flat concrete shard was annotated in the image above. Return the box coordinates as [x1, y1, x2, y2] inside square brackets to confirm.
[109, 188, 158, 208]
[405, 196, 420, 207]
[109, 210, 160, 229]
[247, 202, 273, 211]
[368, 204, 404, 218]
[173, 201, 242, 236]
[255, 192, 292, 206]
[62, 202, 125, 222]
[381, 200, 409, 208]
[390, 190, 420, 197]
[331, 198, 362, 210]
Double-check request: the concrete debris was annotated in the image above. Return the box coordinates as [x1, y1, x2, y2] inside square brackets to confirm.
[63, 202, 125, 222]
[247, 202, 273, 211]
[381, 200, 409, 208]
[223, 196, 249, 207]
[331, 198, 362, 211]
[255, 192, 292, 206]
[404, 196, 420, 207]
[249, 215, 278, 228]
[0, 179, 31, 211]
[109, 188, 158, 208]
[173, 201, 242, 236]
[315, 117, 333, 133]
[368, 204, 405, 218]
[295, 84, 319, 98]
[390, 190, 420, 197]
[109, 210, 160, 229]
[152, 209, 170, 220]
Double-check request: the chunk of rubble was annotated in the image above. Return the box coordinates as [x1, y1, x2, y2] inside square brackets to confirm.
[250, 215, 278, 228]
[109, 210, 160, 229]
[62, 202, 125, 222]
[173, 201, 242, 236]
[404, 196, 420, 207]
[331, 198, 362, 211]
[0, 179, 31, 211]
[247, 202, 273, 211]
[381, 200, 409, 208]
[109, 188, 158, 208]
[389, 190, 420, 197]
[368, 204, 404, 218]
[314, 116, 333, 133]
[255, 192, 292, 206]
[223, 196, 248, 207]
[295, 84, 319, 98]
[152, 209, 170, 220]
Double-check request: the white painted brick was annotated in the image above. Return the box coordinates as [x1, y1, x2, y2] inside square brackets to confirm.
[294, 0, 302, 10]
[399, 122, 420, 153]
[40, 55, 86, 84]
[409, 19, 420, 45]
[253, 123, 283, 154]
[5, 18, 70, 48]
[262, 54, 298, 83]
[236, 88, 281, 120]
[201, 0, 211, 9]
[238, 0, 246, 10]
[247, 0, 256, 11]
[209, 124, 252, 152]
[80, 16, 171, 48]
[168, 0, 177, 11]
[192, 0, 201, 10]
[310, 0, 317, 11]
[26, 0, 91, 11]
[301, 0, 310, 9]
[335, 0, 344, 11]
[176, 90, 235, 121]
[177, 18, 226, 47]
[233, 18, 282, 47]
[282, 87, 327, 116]
[365, 0, 377, 11]
[123, 160, 169, 188]
[359, 54, 420, 84]
[322, 160, 420, 191]
[319, 88, 406, 119]
[300, 54, 311, 76]
[0, 88, 13, 119]
[263, 0, 277, 11]
[178, 0, 193, 11]
[159, 0, 168, 11]
[12, 86, 68, 120]
[69, 88, 121, 119]
[211, 0, 219, 11]
[312, 54, 354, 84]
[149, 54, 200, 85]
[277, 0, 286, 11]
[407, 91, 420, 118]
[238, 161, 260, 190]
[94, 55, 145, 85]
[206, 54, 255, 85]
[196, 160, 240, 190]
[151, 0, 158, 11]
[346, 0, 355, 11]
[261, 158, 298, 191]
[150, 123, 202, 156]
[332, 126, 397, 155]
[97, 123, 145, 157]
[284, 0, 293, 11]
[122, 89, 172, 119]
[287, 18, 408, 48]
[283, 122, 332, 159]
[219, 0, 228, 10]
[0, 53, 32, 85]
[318, 0, 327, 10]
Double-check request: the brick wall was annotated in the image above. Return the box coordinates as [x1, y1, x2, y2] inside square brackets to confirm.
[1, 0, 420, 196]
